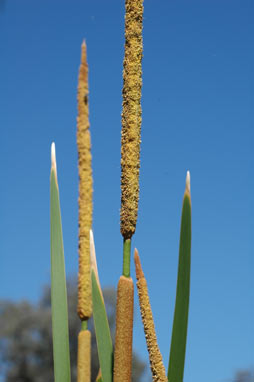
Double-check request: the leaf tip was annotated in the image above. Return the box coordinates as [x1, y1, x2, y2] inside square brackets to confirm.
[90, 230, 103, 296]
[186, 170, 191, 194]
[51, 142, 57, 176]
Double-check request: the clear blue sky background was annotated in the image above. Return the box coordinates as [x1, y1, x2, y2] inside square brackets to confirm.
[0, 1, 253, 381]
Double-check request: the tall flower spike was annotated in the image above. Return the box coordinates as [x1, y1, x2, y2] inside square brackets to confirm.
[77, 41, 93, 320]
[120, 0, 144, 240]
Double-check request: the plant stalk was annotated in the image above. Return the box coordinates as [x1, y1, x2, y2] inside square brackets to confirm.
[123, 239, 131, 277]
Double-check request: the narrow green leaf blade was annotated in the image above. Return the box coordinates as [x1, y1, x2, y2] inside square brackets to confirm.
[91, 269, 113, 382]
[168, 173, 191, 382]
[50, 144, 71, 382]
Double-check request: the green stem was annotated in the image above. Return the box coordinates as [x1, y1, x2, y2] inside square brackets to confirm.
[81, 320, 88, 331]
[122, 239, 131, 277]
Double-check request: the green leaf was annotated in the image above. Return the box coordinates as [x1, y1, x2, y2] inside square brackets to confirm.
[91, 269, 113, 382]
[50, 146, 71, 382]
[168, 187, 191, 382]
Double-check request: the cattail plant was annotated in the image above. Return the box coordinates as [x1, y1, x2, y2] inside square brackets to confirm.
[114, 0, 144, 381]
[49, 3, 192, 382]
[77, 40, 93, 322]
[77, 41, 93, 382]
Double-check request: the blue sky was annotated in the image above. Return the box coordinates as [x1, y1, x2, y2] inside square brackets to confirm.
[0, 1, 253, 381]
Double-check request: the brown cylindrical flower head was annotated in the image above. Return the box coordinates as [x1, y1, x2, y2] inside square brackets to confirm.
[77, 41, 93, 320]
[113, 275, 134, 382]
[134, 249, 168, 382]
[120, 0, 144, 240]
[77, 330, 91, 382]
